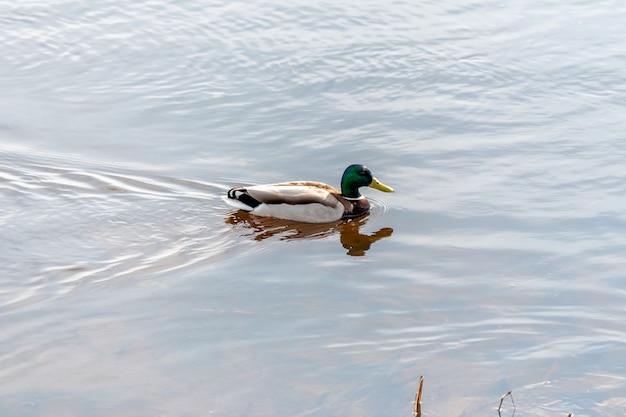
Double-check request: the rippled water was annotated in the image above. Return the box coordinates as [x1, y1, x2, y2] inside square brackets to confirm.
[2, 0, 626, 416]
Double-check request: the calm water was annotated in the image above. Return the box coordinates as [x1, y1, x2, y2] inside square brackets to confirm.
[2, 0, 626, 416]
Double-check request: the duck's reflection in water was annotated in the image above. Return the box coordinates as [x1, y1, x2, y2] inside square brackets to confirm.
[225, 211, 393, 256]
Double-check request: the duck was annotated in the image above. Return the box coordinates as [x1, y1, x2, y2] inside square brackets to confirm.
[226, 164, 393, 223]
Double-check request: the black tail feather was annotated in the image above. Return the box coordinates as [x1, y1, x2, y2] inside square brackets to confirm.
[227, 188, 261, 208]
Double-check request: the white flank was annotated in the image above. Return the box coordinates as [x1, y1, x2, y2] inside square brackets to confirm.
[252, 202, 344, 223]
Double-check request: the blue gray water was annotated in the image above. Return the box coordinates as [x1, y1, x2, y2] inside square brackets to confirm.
[2, 1, 626, 416]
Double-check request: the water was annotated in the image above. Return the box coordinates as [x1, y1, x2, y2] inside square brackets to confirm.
[2, 0, 626, 416]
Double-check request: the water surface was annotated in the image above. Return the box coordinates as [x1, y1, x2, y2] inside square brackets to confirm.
[1, 1, 626, 416]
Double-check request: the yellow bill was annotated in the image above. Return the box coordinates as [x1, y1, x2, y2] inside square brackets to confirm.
[369, 177, 394, 193]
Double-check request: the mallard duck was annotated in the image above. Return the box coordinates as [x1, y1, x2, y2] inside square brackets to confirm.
[226, 164, 393, 223]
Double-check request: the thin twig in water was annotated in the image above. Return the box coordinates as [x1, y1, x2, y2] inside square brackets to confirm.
[413, 375, 424, 417]
[498, 390, 516, 415]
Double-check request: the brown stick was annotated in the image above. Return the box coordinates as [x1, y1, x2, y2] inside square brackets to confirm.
[414, 375, 424, 417]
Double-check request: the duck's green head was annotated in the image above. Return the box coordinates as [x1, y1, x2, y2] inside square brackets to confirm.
[340, 164, 394, 198]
